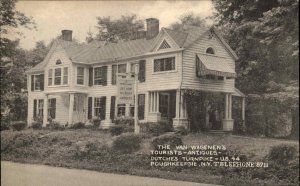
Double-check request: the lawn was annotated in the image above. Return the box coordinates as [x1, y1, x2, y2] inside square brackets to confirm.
[1, 128, 299, 185]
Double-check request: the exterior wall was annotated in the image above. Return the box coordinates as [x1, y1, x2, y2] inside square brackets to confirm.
[181, 32, 236, 93]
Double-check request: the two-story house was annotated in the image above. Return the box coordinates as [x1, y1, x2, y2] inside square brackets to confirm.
[26, 18, 245, 131]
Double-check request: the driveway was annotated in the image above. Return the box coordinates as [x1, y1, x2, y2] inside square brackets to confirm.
[1, 161, 220, 186]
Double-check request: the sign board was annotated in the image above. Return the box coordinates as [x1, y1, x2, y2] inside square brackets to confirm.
[117, 75, 134, 104]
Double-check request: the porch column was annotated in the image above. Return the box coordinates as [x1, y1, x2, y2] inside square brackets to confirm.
[149, 92, 153, 112]
[222, 93, 234, 131]
[42, 94, 48, 127]
[101, 96, 112, 129]
[156, 92, 159, 112]
[68, 93, 74, 125]
[173, 89, 188, 129]
[147, 91, 161, 122]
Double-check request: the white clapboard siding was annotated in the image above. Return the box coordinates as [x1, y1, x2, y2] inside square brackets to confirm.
[27, 91, 45, 126]
[182, 32, 236, 93]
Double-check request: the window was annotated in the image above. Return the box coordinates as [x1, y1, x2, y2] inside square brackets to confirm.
[94, 66, 107, 86]
[94, 97, 106, 119]
[154, 57, 175, 72]
[38, 99, 44, 117]
[159, 93, 169, 118]
[117, 104, 126, 117]
[56, 59, 62, 65]
[112, 64, 127, 85]
[34, 75, 42, 90]
[54, 68, 61, 85]
[63, 67, 68, 85]
[77, 67, 84, 85]
[48, 98, 56, 119]
[206, 47, 215, 54]
[158, 40, 171, 50]
[48, 69, 53, 86]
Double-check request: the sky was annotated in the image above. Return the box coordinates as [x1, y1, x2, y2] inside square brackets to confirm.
[15, 1, 214, 50]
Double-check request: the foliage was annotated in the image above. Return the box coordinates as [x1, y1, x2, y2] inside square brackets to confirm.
[10, 121, 27, 131]
[47, 121, 65, 131]
[151, 133, 183, 149]
[109, 124, 134, 136]
[31, 121, 42, 129]
[212, 0, 299, 94]
[70, 122, 85, 129]
[169, 12, 207, 30]
[112, 133, 142, 153]
[174, 126, 189, 136]
[94, 14, 144, 42]
[115, 117, 134, 126]
[267, 144, 297, 165]
[92, 117, 101, 128]
[140, 121, 173, 136]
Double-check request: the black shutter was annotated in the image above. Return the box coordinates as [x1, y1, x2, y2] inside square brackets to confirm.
[89, 67, 93, 86]
[111, 65, 117, 85]
[100, 97, 106, 120]
[33, 99, 37, 118]
[138, 60, 146, 82]
[52, 99, 56, 119]
[110, 96, 116, 121]
[31, 75, 34, 91]
[40, 74, 44, 91]
[102, 66, 107, 86]
[88, 97, 92, 119]
[138, 94, 145, 120]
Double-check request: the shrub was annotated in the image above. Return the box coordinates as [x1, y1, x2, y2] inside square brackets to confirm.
[115, 117, 134, 126]
[31, 121, 42, 129]
[92, 117, 101, 128]
[110, 125, 124, 136]
[174, 126, 189, 136]
[267, 144, 297, 165]
[48, 121, 65, 130]
[112, 133, 142, 153]
[10, 121, 27, 131]
[70, 122, 85, 129]
[151, 133, 183, 149]
[140, 121, 173, 136]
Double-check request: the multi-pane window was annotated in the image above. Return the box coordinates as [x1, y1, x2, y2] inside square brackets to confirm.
[159, 94, 169, 118]
[94, 66, 107, 86]
[94, 97, 106, 119]
[63, 67, 68, 85]
[38, 99, 44, 117]
[77, 67, 84, 85]
[54, 68, 61, 85]
[112, 64, 127, 85]
[48, 98, 56, 119]
[48, 69, 53, 86]
[154, 57, 175, 72]
[34, 75, 42, 90]
[117, 104, 126, 117]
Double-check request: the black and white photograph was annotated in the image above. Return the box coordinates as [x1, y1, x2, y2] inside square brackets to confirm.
[1, 0, 299, 186]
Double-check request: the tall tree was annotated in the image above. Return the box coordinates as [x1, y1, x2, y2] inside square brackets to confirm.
[94, 14, 144, 42]
[212, 0, 299, 94]
[169, 12, 207, 30]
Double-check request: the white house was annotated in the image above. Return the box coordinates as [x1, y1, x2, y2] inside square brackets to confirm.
[26, 18, 245, 131]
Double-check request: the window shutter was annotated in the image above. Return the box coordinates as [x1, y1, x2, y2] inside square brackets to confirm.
[31, 75, 34, 91]
[88, 97, 92, 119]
[89, 67, 93, 86]
[111, 65, 117, 85]
[138, 60, 146, 82]
[102, 66, 107, 86]
[100, 97, 106, 120]
[138, 94, 145, 120]
[33, 99, 37, 118]
[110, 96, 116, 121]
[40, 74, 44, 91]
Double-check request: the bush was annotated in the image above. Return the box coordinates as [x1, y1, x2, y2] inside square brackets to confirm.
[48, 121, 65, 130]
[115, 117, 134, 126]
[10, 121, 27, 131]
[70, 122, 85, 129]
[140, 121, 173, 136]
[31, 121, 42, 129]
[267, 144, 297, 165]
[174, 126, 189, 136]
[110, 125, 124, 136]
[151, 133, 183, 149]
[92, 117, 101, 128]
[112, 133, 142, 153]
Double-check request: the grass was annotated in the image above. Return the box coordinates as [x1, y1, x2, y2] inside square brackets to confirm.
[1, 128, 299, 185]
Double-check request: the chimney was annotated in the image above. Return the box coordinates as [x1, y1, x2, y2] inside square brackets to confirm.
[146, 18, 159, 40]
[61, 30, 73, 41]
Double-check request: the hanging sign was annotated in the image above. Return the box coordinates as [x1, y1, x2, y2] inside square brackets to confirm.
[117, 75, 134, 104]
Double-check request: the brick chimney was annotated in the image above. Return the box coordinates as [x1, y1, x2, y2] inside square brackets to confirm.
[61, 30, 72, 41]
[146, 18, 159, 40]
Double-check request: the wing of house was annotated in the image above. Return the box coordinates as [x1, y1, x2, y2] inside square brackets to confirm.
[26, 18, 245, 132]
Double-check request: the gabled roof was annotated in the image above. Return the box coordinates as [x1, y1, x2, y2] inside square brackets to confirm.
[27, 25, 238, 73]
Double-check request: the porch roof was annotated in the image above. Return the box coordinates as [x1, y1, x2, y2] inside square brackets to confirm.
[233, 88, 246, 97]
[196, 54, 236, 78]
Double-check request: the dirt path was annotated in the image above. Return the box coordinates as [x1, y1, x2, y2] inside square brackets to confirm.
[1, 161, 221, 186]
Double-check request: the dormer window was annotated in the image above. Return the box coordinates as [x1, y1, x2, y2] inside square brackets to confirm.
[56, 59, 62, 65]
[206, 47, 215, 55]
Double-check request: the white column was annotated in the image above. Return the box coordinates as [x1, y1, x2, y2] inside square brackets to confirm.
[154, 92, 157, 112]
[149, 92, 153, 112]
[180, 91, 185, 118]
[43, 94, 48, 127]
[242, 97, 245, 121]
[68, 93, 74, 125]
[229, 94, 232, 119]
[175, 89, 180, 118]
[156, 92, 159, 113]
[224, 93, 229, 119]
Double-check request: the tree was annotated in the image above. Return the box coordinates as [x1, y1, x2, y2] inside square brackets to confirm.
[212, 0, 299, 94]
[169, 12, 207, 30]
[1, 0, 35, 122]
[94, 14, 144, 42]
